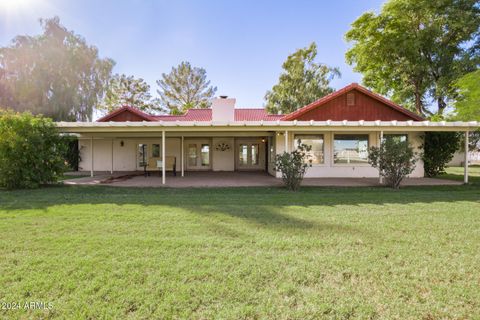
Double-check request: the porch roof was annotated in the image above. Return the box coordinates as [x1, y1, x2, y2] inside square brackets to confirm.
[57, 120, 479, 133]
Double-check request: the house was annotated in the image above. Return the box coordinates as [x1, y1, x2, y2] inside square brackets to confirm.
[57, 83, 478, 184]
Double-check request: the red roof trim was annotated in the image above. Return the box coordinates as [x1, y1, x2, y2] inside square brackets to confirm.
[281, 83, 424, 121]
[97, 106, 157, 122]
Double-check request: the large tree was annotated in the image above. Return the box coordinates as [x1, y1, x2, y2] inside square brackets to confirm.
[454, 70, 480, 121]
[265, 42, 340, 115]
[98, 74, 164, 114]
[345, 0, 480, 117]
[156, 61, 217, 115]
[0, 17, 114, 121]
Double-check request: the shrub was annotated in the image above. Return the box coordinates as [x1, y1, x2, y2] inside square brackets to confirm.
[60, 135, 80, 171]
[368, 137, 417, 189]
[422, 132, 460, 177]
[0, 110, 66, 189]
[274, 141, 312, 191]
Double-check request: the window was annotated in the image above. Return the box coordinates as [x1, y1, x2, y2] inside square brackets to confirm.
[295, 135, 324, 164]
[334, 134, 369, 164]
[188, 144, 197, 166]
[268, 137, 275, 163]
[383, 134, 408, 143]
[239, 144, 248, 165]
[152, 144, 160, 157]
[201, 144, 210, 166]
[138, 144, 147, 167]
[251, 144, 259, 165]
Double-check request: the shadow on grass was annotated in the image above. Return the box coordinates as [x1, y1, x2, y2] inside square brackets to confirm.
[0, 185, 376, 235]
[1, 183, 478, 236]
[1, 183, 478, 208]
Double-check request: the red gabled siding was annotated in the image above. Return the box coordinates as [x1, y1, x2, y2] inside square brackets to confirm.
[294, 89, 417, 121]
[282, 83, 423, 121]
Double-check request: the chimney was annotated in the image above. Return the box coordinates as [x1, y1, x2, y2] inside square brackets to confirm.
[211, 96, 236, 122]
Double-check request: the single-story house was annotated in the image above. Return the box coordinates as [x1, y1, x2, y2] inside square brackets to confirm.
[57, 83, 479, 184]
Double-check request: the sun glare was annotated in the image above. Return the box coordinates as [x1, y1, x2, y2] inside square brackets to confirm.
[0, 0, 32, 10]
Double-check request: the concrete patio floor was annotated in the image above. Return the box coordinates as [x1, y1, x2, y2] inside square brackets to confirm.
[63, 171, 463, 188]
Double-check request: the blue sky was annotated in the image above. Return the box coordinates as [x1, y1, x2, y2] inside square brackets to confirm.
[0, 0, 385, 108]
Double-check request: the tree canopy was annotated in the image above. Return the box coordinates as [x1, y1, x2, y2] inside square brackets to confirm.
[0, 17, 114, 121]
[265, 42, 340, 114]
[345, 0, 480, 117]
[156, 61, 217, 115]
[454, 70, 480, 121]
[99, 74, 164, 115]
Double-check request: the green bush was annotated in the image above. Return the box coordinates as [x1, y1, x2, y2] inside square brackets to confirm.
[368, 137, 417, 189]
[274, 141, 312, 191]
[60, 135, 80, 171]
[422, 132, 460, 177]
[0, 110, 66, 189]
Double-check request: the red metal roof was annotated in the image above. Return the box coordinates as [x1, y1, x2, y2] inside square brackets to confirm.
[281, 83, 424, 121]
[96, 106, 157, 122]
[97, 83, 423, 122]
[99, 107, 282, 122]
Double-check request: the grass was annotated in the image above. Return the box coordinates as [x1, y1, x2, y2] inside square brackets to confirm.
[440, 165, 480, 185]
[1, 174, 479, 319]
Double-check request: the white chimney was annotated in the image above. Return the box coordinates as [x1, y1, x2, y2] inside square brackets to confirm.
[211, 96, 236, 122]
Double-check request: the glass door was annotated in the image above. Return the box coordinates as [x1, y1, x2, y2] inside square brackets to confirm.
[137, 143, 148, 170]
[185, 139, 211, 170]
[236, 139, 265, 170]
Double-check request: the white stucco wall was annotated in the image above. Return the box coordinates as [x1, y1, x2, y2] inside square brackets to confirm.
[79, 138, 181, 172]
[274, 131, 424, 178]
[78, 131, 425, 178]
[212, 138, 235, 171]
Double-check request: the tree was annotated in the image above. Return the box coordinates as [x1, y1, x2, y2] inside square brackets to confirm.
[454, 70, 480, 121]
[345, 0, 480, 117]
[265, 42, 340, 114]
[422, 132, 460, 177]
[0, 110, 66, 189]
[0, 17, 114, 121]
[368, 137, 417, 189]
[156, 62, 217, 115]
[99, 74, 164, 114]
[274, 141, 312, 191]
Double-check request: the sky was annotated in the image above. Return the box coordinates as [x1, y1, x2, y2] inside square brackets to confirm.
[0, 0, 386, 108]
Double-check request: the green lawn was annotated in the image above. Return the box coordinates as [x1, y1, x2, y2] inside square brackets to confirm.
[440, 165, 480, 185]
[1, 179, 479, 319]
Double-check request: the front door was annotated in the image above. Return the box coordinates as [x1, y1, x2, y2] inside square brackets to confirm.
[185, 139, 211, 170]
[236, 138, 265, 170]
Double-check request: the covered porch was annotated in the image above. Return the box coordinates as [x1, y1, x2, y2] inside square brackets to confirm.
[58, 120, 478, 185]
[63, 171, 463, 188]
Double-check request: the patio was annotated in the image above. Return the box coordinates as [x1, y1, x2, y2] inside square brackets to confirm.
[63, 171, 463, 188]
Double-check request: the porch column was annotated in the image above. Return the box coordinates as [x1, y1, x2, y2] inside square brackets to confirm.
[181, 136, 184, 177]
[110, 139, 114, 175]
[162, 130, 166, 185]
[379, 131, 383, 184]
[284, 130, 289, 153]
[90, 137, 94, 177]
[464, 131, 469, 184]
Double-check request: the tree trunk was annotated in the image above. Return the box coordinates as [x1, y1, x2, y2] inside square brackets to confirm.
[437, 97, 447, 116]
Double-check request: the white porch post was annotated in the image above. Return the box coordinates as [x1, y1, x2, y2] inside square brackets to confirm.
[181, 136, 184, 177]
[110, 139, 114, 175]
[90, 137, 94, 177]
[379, 131, 383, 184]
[284, 130, 289, 152]
[464, 131, 469, 184]
[162, 130, 166, 185]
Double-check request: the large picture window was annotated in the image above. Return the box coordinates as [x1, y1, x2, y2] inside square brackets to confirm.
[295, 134, 324, 164]
[334, 134, 369, 164]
